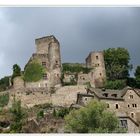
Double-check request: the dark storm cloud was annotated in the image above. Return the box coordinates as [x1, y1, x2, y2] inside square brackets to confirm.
[0, 7, 140, 78]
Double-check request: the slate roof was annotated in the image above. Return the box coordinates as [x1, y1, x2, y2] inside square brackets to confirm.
[88, 86, 139, 101]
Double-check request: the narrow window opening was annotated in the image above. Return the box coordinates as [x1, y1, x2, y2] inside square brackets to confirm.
[116, 104, 119, 109]
[96, 56, 99, 59]
[130, 95, 133, 99]
[107, 104, 109, 108]
[131, 113, 134, 118]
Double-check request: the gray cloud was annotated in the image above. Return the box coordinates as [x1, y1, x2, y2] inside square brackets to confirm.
[0, 7, 140, 78]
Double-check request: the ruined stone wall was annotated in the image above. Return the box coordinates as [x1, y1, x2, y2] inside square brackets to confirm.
[25, 80, 49, 89]
[77, 73, 90, 85]
[13, 76, 25, 90]
[52, 85, 87, 107]
[63, 73, 76, 83]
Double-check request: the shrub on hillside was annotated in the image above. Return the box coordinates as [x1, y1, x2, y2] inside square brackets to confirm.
[0, 94, 9, 107]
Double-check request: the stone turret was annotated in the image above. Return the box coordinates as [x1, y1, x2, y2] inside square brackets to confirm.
[86, 51, 106, 88]
[48, 37, 61, 88]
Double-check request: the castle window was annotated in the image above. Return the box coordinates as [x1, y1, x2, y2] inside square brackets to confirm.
[85, 98, 87, 101]
[100, 73, 102, 76]
[42, 62, 46, 67]
[43, 73, 47, 80]
[116, 104, 119, 109]
[107, 104, 109, 108]
[56, 61, 58, 64]
[135, 104, 137, 108]
[128, 104, 130, 108]
[96, 56, 99, 59]
[130, 95, 133, 99]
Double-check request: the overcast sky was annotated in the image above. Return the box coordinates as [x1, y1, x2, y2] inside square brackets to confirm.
[0, 7, 140, 78]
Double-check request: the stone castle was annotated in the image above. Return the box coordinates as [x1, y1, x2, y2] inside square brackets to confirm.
[13, 35, 106, 91]
[1, 35, 140, 133]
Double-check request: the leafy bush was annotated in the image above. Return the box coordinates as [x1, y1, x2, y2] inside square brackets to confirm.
[0, 94, 9, 107]
[54, 108, 70, 118]
[105, 80, 126, 90]
[62, 63, 92, 74]
[11, 64, 21, 85]
[37, 110, 44, 119]
[10, 98, 27, 133]
[24, 62, 44, 82]
[65, 101, 126, 133]
[0, 77, 10, 92]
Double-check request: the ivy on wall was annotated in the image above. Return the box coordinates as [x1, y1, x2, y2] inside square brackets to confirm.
[23, 62, 44, 82]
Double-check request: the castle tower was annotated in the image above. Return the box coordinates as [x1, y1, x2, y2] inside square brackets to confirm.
[86, 51, 106, 88]
[48, 37, 62, 88]
[25, 35, 62, 90]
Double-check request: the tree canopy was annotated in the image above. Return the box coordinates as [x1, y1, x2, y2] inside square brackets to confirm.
[104, 48, 132, 80]
[64, 101, 125, 133]
[135, 66, 140, 88]
[0, 76, 10, 91]
[11, 64, 21, 85]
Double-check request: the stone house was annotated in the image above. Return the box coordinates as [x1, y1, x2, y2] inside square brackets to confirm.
[76, 86, 140, 133]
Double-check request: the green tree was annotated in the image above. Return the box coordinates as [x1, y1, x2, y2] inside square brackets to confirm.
[135, 66, 140, 88]
[10, 97, 26, 133]
[104, 48, 132, 80]
[0, 76, 10, 91]
[24, 62, 44, 82]
[65, 101, 126, 133]
[11, 64, 21, 85]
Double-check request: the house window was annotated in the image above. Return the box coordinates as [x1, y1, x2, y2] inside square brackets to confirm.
[42, 62, 46, 67]
[131, 113, 134, 118]
[96, 56, 99, 59]
[116, 104, 119, 109]
[120, 120, 128, 128]
[85, 98, 87, 101]
[43, 73, 47, 80]
[130, 95, 133, 99]
[132, 104, 135, 107]
[132, 104, 137, 108]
